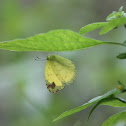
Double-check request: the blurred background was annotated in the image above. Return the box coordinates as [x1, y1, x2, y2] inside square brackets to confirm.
[0, 0, 126, 126]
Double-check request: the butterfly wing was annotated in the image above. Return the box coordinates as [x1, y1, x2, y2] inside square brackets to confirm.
[45, 55, 76, 93]
[45, 60, 64, 93]
[50, 58, 76, 86]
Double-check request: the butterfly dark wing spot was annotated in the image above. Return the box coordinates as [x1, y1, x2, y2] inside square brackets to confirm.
[47, 82, 56, 89]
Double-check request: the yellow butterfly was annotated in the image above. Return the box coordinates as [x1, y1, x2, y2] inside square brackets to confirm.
[45, 55, 76, 93]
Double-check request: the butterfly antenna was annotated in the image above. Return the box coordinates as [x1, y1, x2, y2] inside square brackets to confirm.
[35, 57, 46, 61]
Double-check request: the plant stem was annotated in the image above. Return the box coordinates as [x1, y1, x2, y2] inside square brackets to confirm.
[104, 42, 124, 46]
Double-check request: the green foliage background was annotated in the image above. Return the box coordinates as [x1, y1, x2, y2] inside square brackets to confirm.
[0, 0, 126, 126]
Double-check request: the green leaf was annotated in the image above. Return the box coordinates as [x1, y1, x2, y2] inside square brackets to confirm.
[80, 7, 126, 36]
[100, 17, 126, 35]
[86, 97, 126, 125]
[106, 11, 117, 21]
[80, 22, 107, 35]
[102, 111, 126, 126]
[100, 97, 126, 107]
[119, 6, 124, 12]
[106, 6, 125, 21]
[53, 89, 118, 122]
[117, 52, 126, 59]
[0, 30, 105, 52]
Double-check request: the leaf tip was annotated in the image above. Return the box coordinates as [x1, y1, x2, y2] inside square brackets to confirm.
[79, 29, 84, 35]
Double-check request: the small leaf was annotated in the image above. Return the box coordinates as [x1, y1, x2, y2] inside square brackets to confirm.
[106, 11, 117, 21]
[117, 52, 126, 59]
[80, 22, 107, 35]
[53, 89, 118, 122]
[106, 6, 125, 21]
[80, 7, 126, 36]
[0, 30, 105, 52]
[100, 17, 126, 35]
[101, 7, 126, 35]
[86, 96, 126, 125]
[100, 97, 126, 107]
[102, 111, 126, 126]
[119, 6, 124, 12]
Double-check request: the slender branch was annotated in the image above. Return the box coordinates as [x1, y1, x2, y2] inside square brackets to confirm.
[117, 97, 126, 103]
[104, 42, 124, 46]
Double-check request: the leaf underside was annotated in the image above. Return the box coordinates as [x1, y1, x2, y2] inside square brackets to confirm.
[0, 30, 105, 52]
